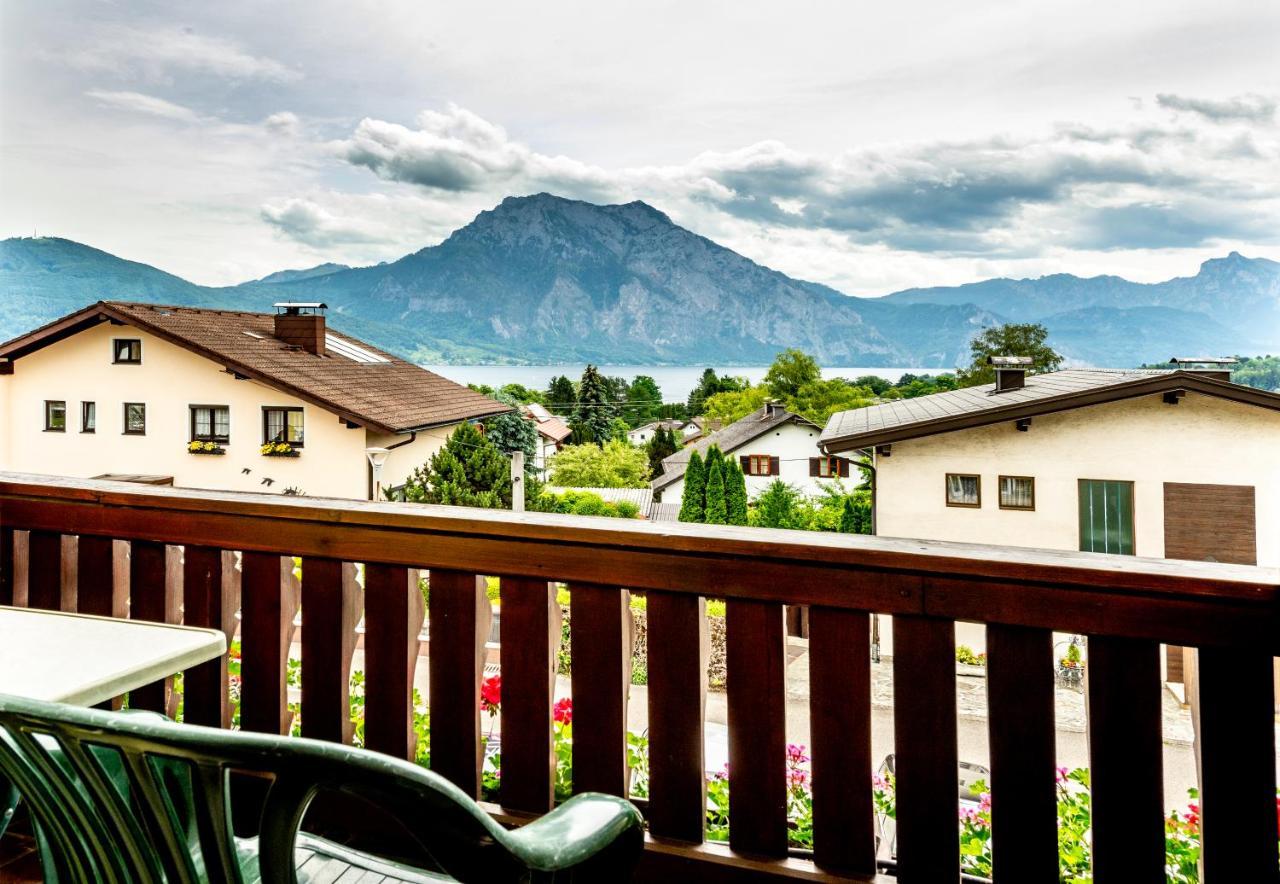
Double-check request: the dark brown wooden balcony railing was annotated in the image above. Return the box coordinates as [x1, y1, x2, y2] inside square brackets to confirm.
[1, 471, 1278, 883]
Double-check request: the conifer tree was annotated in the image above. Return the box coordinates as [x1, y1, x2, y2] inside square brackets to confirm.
[725, 460, 748, 525]
[646, 426, 679, 476]
[401, 422, 511, 508]
[546, 375, 577, 415]
[678, 450, 706, 523]
[704, 459, 727, 524]
[839, 497, 859, 534]
[574, 364, 616, 445]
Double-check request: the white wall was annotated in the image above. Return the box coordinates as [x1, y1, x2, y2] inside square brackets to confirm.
[0, 322, 450, 500]
[661, 420, 846, 501]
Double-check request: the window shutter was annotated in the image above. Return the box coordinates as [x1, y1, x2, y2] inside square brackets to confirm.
[808, 458, 819, 477]
[769, 456, 780, 476]
[740, 455, 751, 473]
[837, 458, 850, 478]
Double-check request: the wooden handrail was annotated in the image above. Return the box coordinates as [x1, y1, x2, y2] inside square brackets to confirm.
[2, 470, 1279, 883]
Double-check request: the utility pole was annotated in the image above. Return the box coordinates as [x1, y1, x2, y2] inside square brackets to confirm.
[511, 449, 525, 512]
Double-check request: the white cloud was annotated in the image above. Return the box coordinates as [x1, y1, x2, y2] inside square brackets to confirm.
[1156, 93, 1276, 123]
[263, 111, 301, 137]
[85, 89, 202, 123]
[260, 198, 388, 247]
[68, 25, 299, 83]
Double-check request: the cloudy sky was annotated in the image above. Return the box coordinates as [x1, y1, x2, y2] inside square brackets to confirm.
[2, 1, 1278, 293]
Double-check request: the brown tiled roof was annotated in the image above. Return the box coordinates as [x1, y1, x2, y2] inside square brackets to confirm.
[523, 405, 573, 442]
[820, 368, 1280, 451]
[0, 302, 510, 433]
[652, 405, 818, 491]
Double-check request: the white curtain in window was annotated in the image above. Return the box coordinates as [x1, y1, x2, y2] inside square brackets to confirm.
[948, 474, 978, 505]
[1001, 477, 1033, 508]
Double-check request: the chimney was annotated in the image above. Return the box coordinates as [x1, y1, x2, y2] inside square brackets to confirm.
[763, 400, 784, 418]
[987, 355, 1033, 392]
[273, 303, 327, 355]
[1169, 357, 1237, 382]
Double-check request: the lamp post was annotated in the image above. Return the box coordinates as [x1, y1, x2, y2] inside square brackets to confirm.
[365, 447, 390, 501]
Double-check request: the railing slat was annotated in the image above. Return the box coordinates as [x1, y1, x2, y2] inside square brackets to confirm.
[570, 583, 632, 797]
[808, 606, 874, 875]
[183, 547, 233, 728]
[300, 557, 357, 743]
[499, 576, 560, 813]
[1198, 646, 1279, 881]
[646, 591, 708, 843]
[364, 563, 424, 759]
[986, 624, 1057, 882]
[129, 540, 172, 713]
[0, 526, 14, 605]
[727, 598, 788, 858]
[428, 569, 490, 796]
[893, 614, 959, 882]
[75, 535, 116, 618]
[1086, 636, 1164, 883]
[27, 529, 61, 611]
[240, 552, 292, 735]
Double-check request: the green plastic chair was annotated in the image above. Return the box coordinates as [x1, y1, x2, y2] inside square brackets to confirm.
[0, 694, 644, 883]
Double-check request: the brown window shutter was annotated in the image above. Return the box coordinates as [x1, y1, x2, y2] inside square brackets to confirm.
[740, 455, 751, 473]
[837, 458, 850, 478]
[809, 458, 819, 477]
[769, 456, 780, 476]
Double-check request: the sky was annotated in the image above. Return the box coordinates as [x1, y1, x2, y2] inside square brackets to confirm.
[2, 0, 1278, 293]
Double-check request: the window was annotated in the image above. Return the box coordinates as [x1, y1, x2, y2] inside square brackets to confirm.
[946, 473, 981, 507]
[742, 454, 776, 476]
[123, 403, 146, 435]
[81, 401, 96, 433]
[809, 456, 850, 478]
[999, 476, 1035, 510]
[1079, 479, 1135, 555]
[190, 405, 230, 443]
[263, 407, 304, 446]
[113, 339, 142, 364]
[44, 400, 66, 432]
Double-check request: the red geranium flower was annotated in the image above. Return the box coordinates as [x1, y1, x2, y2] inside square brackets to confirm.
[554, 697, 573, 724]
[480, 675, 501, 712]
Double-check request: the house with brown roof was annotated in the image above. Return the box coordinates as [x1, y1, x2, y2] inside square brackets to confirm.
[0, 301, 509, 499]
[522, 403, 572, 474]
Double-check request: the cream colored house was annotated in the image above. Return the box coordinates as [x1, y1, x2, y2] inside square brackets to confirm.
[820, 361, 1280, 667]
[0, 301, 509, 500]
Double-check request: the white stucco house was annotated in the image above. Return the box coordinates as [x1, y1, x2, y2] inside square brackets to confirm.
[627, 419, 687, 447]
[0, 301, 510, 500]
[652, 403, 854, 502]
[523, 403, 572, 475]
[819, 358, 1280, 672]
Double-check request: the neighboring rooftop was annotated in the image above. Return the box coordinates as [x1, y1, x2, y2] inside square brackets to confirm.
[523, 404, 572, 442]
[820, 367, 1280, 452]
[652, 404, 817, 491]
[0, 301, 510, 434]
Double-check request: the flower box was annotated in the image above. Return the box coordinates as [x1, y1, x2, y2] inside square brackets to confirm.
[956, 662, 987, 678]
[188, 442, 225, 455]
[261, 443, 300, 458]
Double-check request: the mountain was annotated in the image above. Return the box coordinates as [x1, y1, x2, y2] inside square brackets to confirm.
[2, 194, 1276, 366]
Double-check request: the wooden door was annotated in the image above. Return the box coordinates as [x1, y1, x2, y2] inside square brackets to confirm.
[1162, 482, 1257, 682]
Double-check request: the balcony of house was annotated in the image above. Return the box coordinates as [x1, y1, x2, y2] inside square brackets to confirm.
[0, 470, 1278, 883]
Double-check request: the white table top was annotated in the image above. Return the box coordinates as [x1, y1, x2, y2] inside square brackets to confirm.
[0, 606, 226, 706]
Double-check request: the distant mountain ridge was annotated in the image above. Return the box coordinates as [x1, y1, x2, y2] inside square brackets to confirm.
[1, 193, 1276, 366]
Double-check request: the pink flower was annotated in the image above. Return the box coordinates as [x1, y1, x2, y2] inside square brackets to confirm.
[786, 743, 810, 766]
[480, 675, 501, 712]
[553, 697, 573, 724]
[979, 792, 992, 813]
[788, 768, 810, 789]
[871, 774, 890, 791]
[1055, 766, 1070, 785]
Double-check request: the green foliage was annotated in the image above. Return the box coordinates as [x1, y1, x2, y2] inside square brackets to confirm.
[764, 348, 821, 399]
[704, 458, 727, 524]
[748, 480, 871, 534]
[497, 382, 545, 404]
[645, 425, 680, 477]
[724, 460, 748, 526]
[787, 377, 877, 425]
[885, 372, 960, 399]
[1231, 354, 1280, 391]
[960, 323, 1063, 386]
[678, 451, 706, 523]
[531, 489, 642, 519]
[401, 422, 512, 508]
[606, 416, 632, 443]
[481, 392, 538, 471]
[548, 439, 650, 488]
[687, 368, 747, 415]
[751, 480, 808, 530]
[703, 385, 768, 424]
[838, 497, 858, 534]
[545, 374, 577, 414]
[573, 364, 617, 444]
[955, 645, 986, 666]
[624, 375, 663, 426]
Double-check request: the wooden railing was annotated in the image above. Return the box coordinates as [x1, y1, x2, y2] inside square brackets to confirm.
[1, 471, 1278, 883]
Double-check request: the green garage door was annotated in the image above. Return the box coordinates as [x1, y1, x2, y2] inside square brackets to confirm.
[1078, 479, 1135, 555]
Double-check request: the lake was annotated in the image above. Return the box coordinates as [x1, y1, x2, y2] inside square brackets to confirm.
[420, 364, 929, 402]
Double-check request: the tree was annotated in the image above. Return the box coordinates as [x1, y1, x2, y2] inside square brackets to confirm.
[703, 385, 768, 424]
[788, 378, 877, 426]
[764, 349, 822, 399]
[625, 375, 663, 426]
[704, 459, 727, 524]
[704, 443, 725, 480]
[838, 497, 859, 534]
[548, 439, 650, 488]
[607, 416, 632, 443]
[751, 480, 807, 530]
[646, 426, 679, 477]
[482, 393, 538, 474]
[402, 422, 512, 508]
[678, 450, 706, 523]
[959, 323, 1063, 387]
[498, 383, 545, 404]
[546, 375, 577, 415]
[573, 364, 617, 444]
[724, 460, 748, 525]
[687, 369, 747, 415]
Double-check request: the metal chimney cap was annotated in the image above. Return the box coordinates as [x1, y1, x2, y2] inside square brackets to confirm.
[986, 355, 1034, 366]
[273, 302, 328, 315]
[1168, 357, 1238, 365]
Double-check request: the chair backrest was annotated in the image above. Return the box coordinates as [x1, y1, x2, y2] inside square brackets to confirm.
[0, 694, 546, 883]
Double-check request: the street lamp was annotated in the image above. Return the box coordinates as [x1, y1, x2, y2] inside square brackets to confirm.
[365, 447, 390, 501]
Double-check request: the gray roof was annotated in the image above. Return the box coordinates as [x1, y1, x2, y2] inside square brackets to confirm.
[820, 368, 1280, 452]
[651, 405, 818, 491]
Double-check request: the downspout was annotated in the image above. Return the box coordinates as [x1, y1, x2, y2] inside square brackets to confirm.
[368, 431, 417, 500]
[858, 446, 881, 662]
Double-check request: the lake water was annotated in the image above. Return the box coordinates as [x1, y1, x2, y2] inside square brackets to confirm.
[420, 365, 928, 402]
